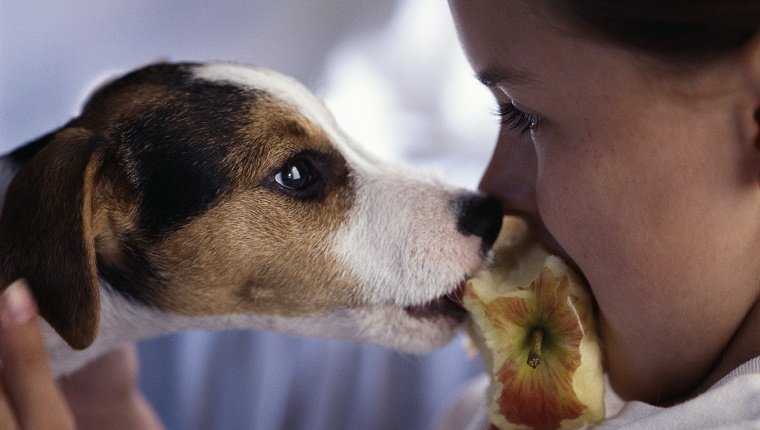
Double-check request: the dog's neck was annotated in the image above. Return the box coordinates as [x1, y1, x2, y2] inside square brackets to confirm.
[44, 285, 366, 376]
[45, 286, 253, 375]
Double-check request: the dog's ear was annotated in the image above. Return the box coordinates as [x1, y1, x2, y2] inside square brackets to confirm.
[0, 127, 103, 350]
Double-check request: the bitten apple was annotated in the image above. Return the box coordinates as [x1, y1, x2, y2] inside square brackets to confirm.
[463, 216, 605, 430]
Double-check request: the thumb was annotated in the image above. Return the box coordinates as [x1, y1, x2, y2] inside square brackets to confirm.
[0, 279, 74, 429]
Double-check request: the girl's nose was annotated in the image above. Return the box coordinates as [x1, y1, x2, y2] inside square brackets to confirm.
[478, 132, 538, 216]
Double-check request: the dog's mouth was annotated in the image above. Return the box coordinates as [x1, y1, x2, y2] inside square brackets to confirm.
[403, 283, 468, 322]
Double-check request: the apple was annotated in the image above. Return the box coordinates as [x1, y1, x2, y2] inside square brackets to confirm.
[463, 216, 605, 430]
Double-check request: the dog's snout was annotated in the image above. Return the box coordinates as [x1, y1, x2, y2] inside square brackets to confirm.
[456, 194, 503, 251]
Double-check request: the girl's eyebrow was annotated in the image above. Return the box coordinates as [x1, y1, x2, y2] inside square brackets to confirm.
[476, 66, 538, 88]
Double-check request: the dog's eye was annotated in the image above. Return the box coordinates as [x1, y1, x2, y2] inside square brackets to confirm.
[266, 151, 332, 200]
[274, 158, 315, 191]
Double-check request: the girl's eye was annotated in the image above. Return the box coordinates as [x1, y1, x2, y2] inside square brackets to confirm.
[496, 102, 540, 136]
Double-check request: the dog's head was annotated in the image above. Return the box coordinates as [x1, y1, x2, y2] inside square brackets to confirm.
[0, 62, 501, 353]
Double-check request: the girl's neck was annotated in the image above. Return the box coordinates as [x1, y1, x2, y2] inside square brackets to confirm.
[692, 297, 760, 398]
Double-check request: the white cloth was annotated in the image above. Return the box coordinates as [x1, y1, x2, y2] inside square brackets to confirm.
[440, 357, 760, 430]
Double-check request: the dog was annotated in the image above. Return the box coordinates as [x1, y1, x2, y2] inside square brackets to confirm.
[0, 62, 502, 376]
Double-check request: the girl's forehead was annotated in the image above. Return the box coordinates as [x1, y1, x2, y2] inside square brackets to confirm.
[450, 2, 584, 82]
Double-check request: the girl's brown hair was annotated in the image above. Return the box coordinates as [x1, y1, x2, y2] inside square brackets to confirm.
[544, 1, 760, 64]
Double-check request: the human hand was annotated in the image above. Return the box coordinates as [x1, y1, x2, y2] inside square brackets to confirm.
[0, 279, 75, 430]
[59, 345, 164, 430]
[0, 279, 163, 430]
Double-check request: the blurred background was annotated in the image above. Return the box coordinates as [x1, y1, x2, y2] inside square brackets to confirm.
[1, 1, 499, 428]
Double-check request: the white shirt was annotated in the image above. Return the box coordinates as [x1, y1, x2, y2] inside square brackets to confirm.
[440, 357, 760, 430]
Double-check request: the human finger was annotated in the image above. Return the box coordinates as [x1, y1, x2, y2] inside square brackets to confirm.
[0, 279, 74, 429]
[0, 371, 21, 430]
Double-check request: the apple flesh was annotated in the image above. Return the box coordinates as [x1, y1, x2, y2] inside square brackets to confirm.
[463, 216, 605, 430]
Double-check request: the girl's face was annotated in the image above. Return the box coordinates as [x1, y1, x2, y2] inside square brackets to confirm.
[450, 0, 760, 402]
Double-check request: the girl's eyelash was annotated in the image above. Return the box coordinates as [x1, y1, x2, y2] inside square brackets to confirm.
[495, 103, 539, 135]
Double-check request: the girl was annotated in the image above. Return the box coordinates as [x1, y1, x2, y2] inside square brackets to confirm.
[448, 0, 760, 426]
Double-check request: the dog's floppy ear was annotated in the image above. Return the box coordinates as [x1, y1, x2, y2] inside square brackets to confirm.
[0, 127, 103, 350]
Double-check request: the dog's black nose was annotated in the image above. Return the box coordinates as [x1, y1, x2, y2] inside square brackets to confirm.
[456, 194, 503, 251]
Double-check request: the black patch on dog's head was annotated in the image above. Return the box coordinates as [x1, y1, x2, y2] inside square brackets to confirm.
[103, 64, 260, 237]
